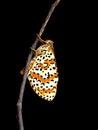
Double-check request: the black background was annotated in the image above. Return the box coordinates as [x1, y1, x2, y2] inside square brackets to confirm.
[2, 0, 94, 129]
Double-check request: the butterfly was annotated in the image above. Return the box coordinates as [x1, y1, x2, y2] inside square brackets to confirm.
[20, 34, 59, 101]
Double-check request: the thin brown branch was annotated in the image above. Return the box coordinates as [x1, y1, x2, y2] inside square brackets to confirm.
[16, 0, 61, 130]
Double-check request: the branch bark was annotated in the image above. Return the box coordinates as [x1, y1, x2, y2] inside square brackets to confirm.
[16, 0, 61, 130]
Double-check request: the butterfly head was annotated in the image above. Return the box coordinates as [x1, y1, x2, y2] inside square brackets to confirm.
[37, 34, 54, 45]
[45, 40, 54, 44]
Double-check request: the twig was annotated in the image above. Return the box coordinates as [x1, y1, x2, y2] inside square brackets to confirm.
[16, 0, 61, 130]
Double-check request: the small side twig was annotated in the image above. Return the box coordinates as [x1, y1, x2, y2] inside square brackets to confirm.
[16, 0, 61, 130]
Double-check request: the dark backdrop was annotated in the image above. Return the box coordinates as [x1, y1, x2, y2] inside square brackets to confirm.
[3, 0, 92, 129]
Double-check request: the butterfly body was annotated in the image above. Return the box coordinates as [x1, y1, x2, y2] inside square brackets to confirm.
[21, 35, 59, 101]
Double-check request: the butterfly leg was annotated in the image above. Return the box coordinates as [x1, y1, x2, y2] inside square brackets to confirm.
[36, 34, 46, 44]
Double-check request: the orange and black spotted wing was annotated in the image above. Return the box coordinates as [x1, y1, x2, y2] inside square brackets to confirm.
[27, 42, 59, 101]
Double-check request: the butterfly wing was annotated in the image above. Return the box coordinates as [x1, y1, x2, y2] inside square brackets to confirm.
[27, 44, 59, 101]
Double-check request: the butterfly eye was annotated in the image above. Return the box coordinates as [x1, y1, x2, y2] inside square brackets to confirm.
[48, 41, 52, 44]
[45, 40, 54, 44]
[49, 41, 54, 44]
